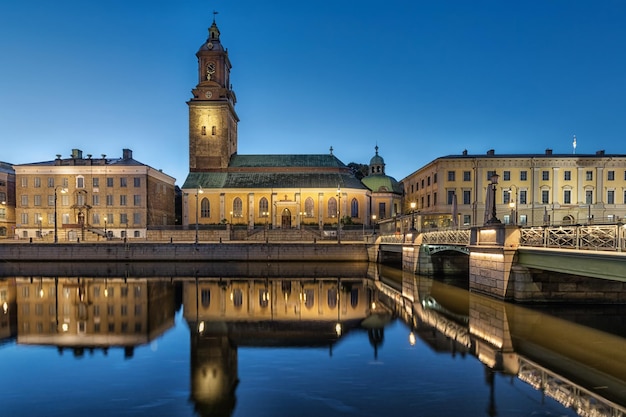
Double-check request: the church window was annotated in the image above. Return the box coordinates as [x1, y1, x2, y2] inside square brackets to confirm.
[328, 197, 337, 218]
[201, 289, 210, 308]
[201, 126, 206, 135]
[201, 198, 210, 218]
[259, 197, 269, 216]
[304, 197, 314, 217]
[350, 198, 359, 217]
[233, 197, 243, 217]
[232, 289, 243, 308]
[378, 202, 386, 219]
[327, 288, 337, 309]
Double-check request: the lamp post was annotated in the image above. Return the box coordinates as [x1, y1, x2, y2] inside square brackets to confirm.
[410, 201, 417, 232]
[53, 186, 67, 243]
[508, 185, 518, 225]
[372, 214, 377, 235]
[195, 186, 203, 244]
[336, 186, 341, 244]
[103, 215, 107, 240]
[486, 172, 501, 225]
[38, 216, 42, 239]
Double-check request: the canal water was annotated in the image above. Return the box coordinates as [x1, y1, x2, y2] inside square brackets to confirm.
[1, 261, 625, 417]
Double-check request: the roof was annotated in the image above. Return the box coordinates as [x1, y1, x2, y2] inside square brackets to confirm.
[183, 171, 368, 190]
[361, 174, 403, 194]
[228, 154, 348, 169]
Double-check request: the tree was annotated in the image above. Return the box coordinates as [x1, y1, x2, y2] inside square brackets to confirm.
[348, 162, 368, 180]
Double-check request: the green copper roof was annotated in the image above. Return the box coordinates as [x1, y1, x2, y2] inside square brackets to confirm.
[361, 174, 403, 194]
[229, 154, 347, 168]
[183, 171, 368, 190]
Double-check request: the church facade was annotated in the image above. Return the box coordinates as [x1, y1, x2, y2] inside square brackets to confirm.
[180, 20, 380, 232]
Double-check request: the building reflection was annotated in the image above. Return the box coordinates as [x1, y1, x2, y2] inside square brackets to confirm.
[14, 277, 177, 358]
[182, 276, 381, 416]
[0, 278, 18, 345]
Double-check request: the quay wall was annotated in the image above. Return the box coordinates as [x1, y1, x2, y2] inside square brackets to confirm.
[0, 242, 370, 263]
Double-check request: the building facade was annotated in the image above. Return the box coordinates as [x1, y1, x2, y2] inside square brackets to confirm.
[13, 149, 176, 241]
[401, 149, 626, 229]
[181, 19, 372, 232]
[0, 162, 16, 239]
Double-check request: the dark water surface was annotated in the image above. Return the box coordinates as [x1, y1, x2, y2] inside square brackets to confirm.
[1, 262, 625, 417]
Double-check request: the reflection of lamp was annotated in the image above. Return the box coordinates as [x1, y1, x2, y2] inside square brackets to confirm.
[38, 216, 43, 239]
[54, 186, 67, 243]
[410, 202, 416, 232]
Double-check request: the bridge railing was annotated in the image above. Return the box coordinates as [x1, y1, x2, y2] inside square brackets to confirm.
[520, 225, 625, 251]
[421, 229, 471, 245]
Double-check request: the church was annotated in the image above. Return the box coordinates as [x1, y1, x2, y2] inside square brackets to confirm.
[181, 19, 402, 232]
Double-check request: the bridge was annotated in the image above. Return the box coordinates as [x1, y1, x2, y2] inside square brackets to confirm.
[374, 224, 626, 302]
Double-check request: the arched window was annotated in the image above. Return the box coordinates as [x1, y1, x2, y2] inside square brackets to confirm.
[232, 288, 243, 308]
[200, 198, 210, 218]
[259, 197, 269, 216]
[259, 289, 269, 308]
[327, 288, 338, 309]
[351, 198, 359, 217]
[328, 197, 337, 218]
[350, 288, 359, 308]
[233, 197, 243, 217]
[305, 197, 314, 218]
[201, 289, 210, 308]
[304, 289, 315, 309]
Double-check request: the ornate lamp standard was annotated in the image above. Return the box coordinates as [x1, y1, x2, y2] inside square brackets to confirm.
[508, 185, 518, 225]
[372, 214, 377, 235]
[336, 186, 341, 244]
[195, 186, 203, 244]
[53, 186, 67, 243]
[103, 215, 107, 240]
[410, 201, 417, 232]
[486, 172, 501, 225]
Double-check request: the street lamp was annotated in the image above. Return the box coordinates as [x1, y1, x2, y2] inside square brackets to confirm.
[410, 201, 417, 232]
[336, 186, 341, 244]
[486, 172, 501, 225]
[195, 186, 203, 244]
[508, 185, 518, 225]
[38, 216, 42, 239]
[103, 215, 107, 240]
[372, 214, 377, 235]
[53, 186, 67, 243]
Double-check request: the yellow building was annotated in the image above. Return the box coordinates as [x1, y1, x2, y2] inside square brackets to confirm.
[181, 19, 372, 233]
[0, 162, 16, 238]
[401, 149, 626, 229]
[13, 148, 176, 241]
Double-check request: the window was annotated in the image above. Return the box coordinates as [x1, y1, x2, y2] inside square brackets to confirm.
[76, 194, 85, 206]
[76, 176, 84, 189]
[133, 177, 141, 187]
[462, 190, 471, 205]
[61, 195, 69, 206]
[120, 177, 127, 187]
[120, 195, 127, 206]
[564, 190, 571, 204]
[463, 171, 471, 181]
[93, 195, 100, 206]
[585, 190, 593, 204]
[427, 195, 431, 207]
[486, 171, 495, 181]
[328, 197, 337, 218]
[304, 289, 314, 309]
[232, 289, 243, 308]
[447, 171, 455, 181]
[34, 177, 41, 188]
[120, 213, 128, 224]
[34, 195, 41, 206]
[608, 171, 615, 181]
[378, 202, 386, 219]
[503, 190, 510, 204]
[106, 195, 113, 206]
[427, 176, 431, 186]
[131, 195, 140, 206]
[519, 190, 527, 204]
[259, 197, 269, 216]
[21, 177, 27, 187]
[350, 288, 359, 308]
[62, 213, 69, 224]
[106, 178, 113, 187]
[463, 214, 471, 226]
[350, 198, 359, 217]
[62, 178, 69, 188]
[608, 190, 615, 204]
[232, 197, 243, 217]
[564, 171, 571, 181]
[259, 289, 269, 308]
[201, 198, 210, 218]
[201, 289, 210, 307]
[542, 171, 549, 181]
[21, 213, 28, 225]
[93, 178, 99, 187]
[133, 213, 141, 224]
[586, 171, 593, 181]
[447, 190, 455, 205]
[47, 177, 55, 188]
[433, 192, 437, 205]
[520, 171, 527, 181]
[305, 197, 314, 217]
[519, 214, 527, 225]
[93, 213, 100, 224]
[503, 171, 510, 181]
[541, 190, 549, 204]
[327, 288, 337, 309]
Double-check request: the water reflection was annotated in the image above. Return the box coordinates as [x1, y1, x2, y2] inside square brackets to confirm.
[1, 262, 625, 416]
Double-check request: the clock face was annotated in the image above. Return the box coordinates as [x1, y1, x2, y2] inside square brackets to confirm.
[207, 62, 216, 74]
[205, 91, 213, 99]
[206, 42, 214, 50]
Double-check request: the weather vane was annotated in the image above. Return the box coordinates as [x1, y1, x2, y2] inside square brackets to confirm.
[213, 10, 218, 23]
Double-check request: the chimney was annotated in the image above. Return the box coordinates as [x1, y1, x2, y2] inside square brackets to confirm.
[545, 149, 552, 155]
[122, 149, 133, 160]
[486, 149, 495, 156]
[462, 149, 468, 156]
[71, 149, 83, 159]
[596, 150, 605, 155]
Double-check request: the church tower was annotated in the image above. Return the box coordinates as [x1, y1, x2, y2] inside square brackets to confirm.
[188, 17, 239, 171]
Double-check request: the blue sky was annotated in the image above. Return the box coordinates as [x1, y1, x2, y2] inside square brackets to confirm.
[1, 1, 625, 185]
